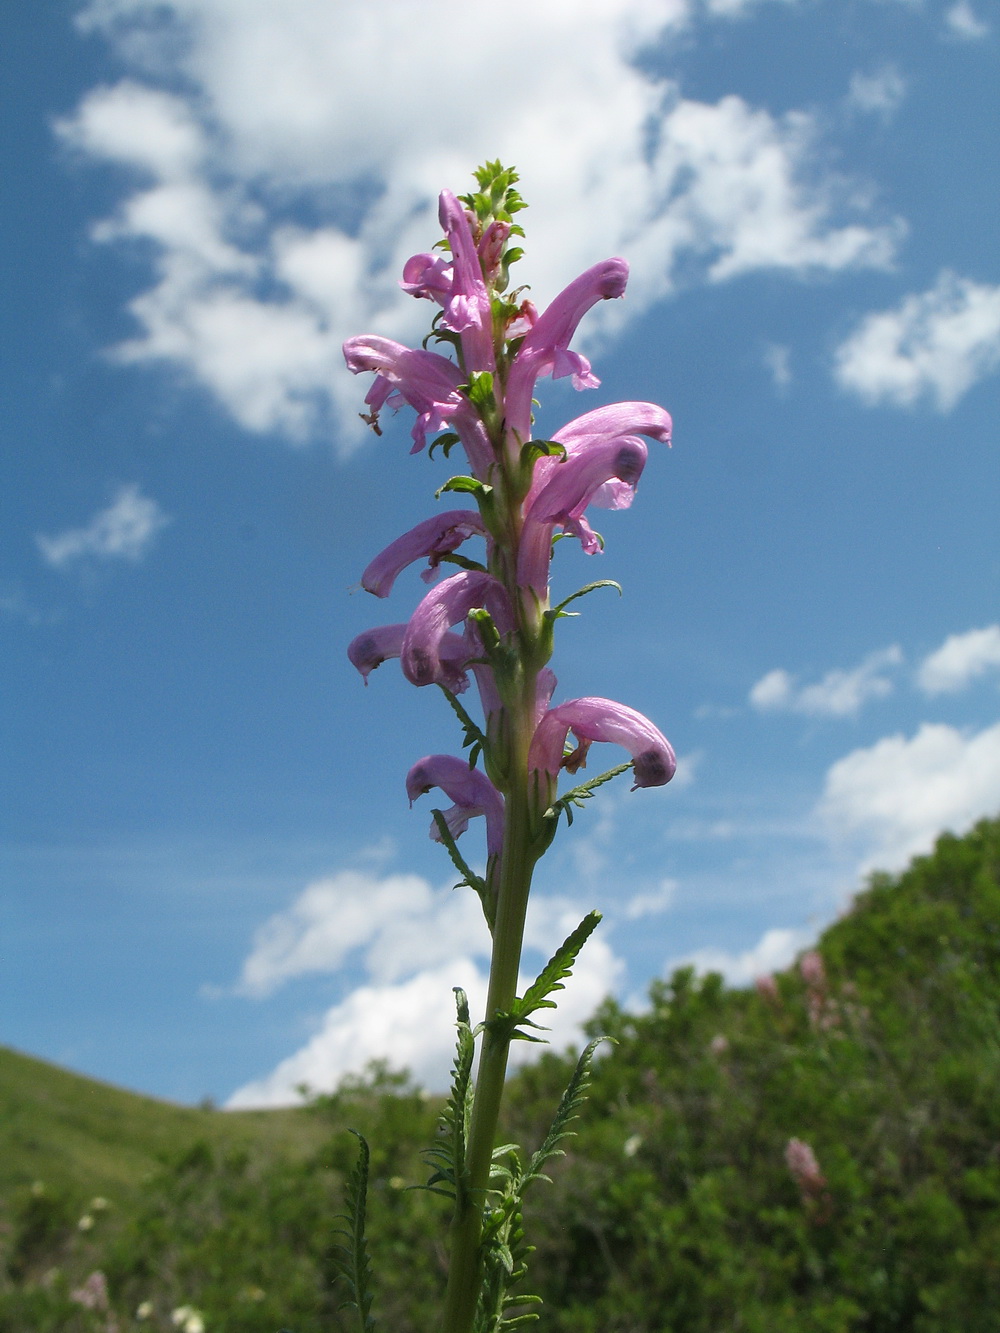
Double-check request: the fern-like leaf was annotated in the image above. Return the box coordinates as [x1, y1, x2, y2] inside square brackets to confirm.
[523, 1037, 612, 1189]
[421, 989, 476, 1201]
[331, 1130, 376, 1331]
[486, 912, 601, 1044]
[439, 687, 489, 770]
[430, 811, 495, 931]
[542, 762, 633, 832]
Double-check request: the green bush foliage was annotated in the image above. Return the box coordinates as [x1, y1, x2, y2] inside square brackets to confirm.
[2, 817, 998, 1330]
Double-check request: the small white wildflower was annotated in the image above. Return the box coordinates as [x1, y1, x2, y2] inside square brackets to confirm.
[90, 1196, 110, 1211]
[77, 1214, 95, 1231]
[184, 1314, 205, 1333]
[171, 1307, 193, 1327]
[623, 1134, 643, 1158]
[136, 1300, 154, 1320]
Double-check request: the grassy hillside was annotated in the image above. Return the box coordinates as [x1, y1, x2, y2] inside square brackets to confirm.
[0, 1046, 327, 1201]
[2, 815, 998, 1331]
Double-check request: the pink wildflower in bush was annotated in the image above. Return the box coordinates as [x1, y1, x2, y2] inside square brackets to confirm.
[70, 1271, 109, 1311]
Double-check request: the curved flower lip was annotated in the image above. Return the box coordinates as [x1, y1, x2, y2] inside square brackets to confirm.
[361, 510, 487, 598]
[552, 401, 673, 448]
[438, 190, 495, 374]
[526, 437, 647, 524]
[529, 696, 676, 790]
[406, 753, 505, 856]
[504, 258, 629, 442]
[400, 252, 452, 302]
[518, 437, 648, 590]
[343, 333, 494, 474]
[401, 570, 513, 688]
[348, 623, 470, 693]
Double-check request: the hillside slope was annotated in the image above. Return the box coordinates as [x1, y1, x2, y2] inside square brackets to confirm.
[0, 1046, 327, 1201]
[1, 815, 998, 1331]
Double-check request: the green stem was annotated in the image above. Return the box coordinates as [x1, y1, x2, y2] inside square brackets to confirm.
[441, 692, 538, 1333]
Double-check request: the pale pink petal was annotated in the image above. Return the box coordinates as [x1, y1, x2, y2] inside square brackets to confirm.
[361, 510, 486, 597]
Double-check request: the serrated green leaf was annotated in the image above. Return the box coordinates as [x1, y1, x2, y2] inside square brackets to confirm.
[430, 810, 494, 931]
[540, 762, 634, 835]
[486, 913, 602, 1044]
[522, 1036, 613, 1190]
[331, 1131, 376, 1332]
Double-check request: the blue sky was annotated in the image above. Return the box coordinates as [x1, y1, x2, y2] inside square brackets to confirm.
[2, 0, 999, 1106]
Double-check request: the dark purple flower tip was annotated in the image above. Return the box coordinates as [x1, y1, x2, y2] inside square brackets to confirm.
[349, 623, 470, 692]
[528, 696, 676, 790]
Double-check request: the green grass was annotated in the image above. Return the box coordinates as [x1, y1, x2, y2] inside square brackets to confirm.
[0, 1045, 327, 1202]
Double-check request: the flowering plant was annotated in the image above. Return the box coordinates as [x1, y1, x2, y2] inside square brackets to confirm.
[339, 163, 675, 1333]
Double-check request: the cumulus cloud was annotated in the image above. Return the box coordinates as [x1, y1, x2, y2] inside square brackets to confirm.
[763, 342, 792, 389]
[624, 878, 679, 920]
[834, 271, 1000, 411]
[36, 485, 170, 569]
[62, 0, 900, 449]
[917, 625, 1000, 695]
[226, 868, 623, 1104]
[945, 1, 990, 39]
[749, 646, 902, 717]
[847, 64, 906, 118]
[817, 720, 1000, 873]
[668, 925, 812, 986]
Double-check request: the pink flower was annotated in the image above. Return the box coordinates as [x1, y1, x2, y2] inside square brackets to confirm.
[399, 252, 452, 302]
[71, 1272, 109, 1312]
[503, 259, 630, 443]
[361, 510, 486, 597]
[755, 973, 780, 1003]
[342, 334, 493, 473]
[518, 436, 648, 591]
[438, 190, 495, 374]
[785, 1138, 828, 1208]
[799, 950, 826, 988]
[401, 571, 513, 688]
[348, 623, 470, 694]
[528, 697, 676, 791]
[406, 754, 505, 855]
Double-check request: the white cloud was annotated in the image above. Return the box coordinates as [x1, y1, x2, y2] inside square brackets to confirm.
[624, 877, 678, 919]
[817, 719, 1000, 873]
[36, 484, 170, 569]
[763, 342, 792, 389]
[847, 64, 906, 118]
[834, 271, 1000, 411]
[749, 646, 902, 717]
[917, 625, 1000, 695]
[226, 868, 624, 1104]
[62, 0, 900, 449]
[945, 1, 990, 39]
[668, 924, 812, 985]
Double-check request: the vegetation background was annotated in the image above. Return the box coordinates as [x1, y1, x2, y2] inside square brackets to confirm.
[3, 815, 998, 1332]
